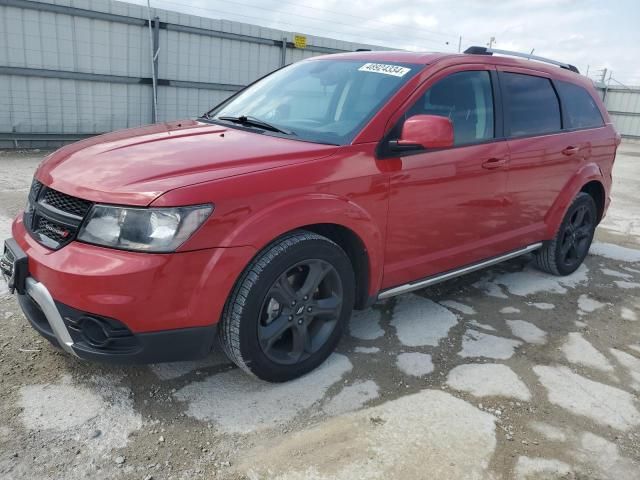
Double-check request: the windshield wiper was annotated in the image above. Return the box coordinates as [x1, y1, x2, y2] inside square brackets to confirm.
[217, 115, 295, 135]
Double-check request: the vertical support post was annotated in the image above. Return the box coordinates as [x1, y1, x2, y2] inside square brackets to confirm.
[146, 1, 158, 123]
[280, 36, 287, 67]
[603, 70, 612, 104]
[153, 16, 160, 121]
[600, 68, 608, 84]
[457, 36, 462, 53]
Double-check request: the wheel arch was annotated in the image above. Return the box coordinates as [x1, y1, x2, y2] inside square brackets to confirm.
[580, 180, 606, 223]
[218, 194, 385, 307]
[544, 163, 606, 238]
[300, 223, 372, 310]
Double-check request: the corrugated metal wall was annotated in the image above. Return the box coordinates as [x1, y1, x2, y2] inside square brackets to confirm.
[0, 0, 383, 147]
[599, 88, 640, 139]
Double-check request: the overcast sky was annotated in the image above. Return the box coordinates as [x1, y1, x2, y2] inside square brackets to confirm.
[126, 0, 640, 85]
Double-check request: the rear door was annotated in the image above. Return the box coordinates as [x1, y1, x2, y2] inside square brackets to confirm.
[498, 68, 579, 245]
[382, 66, 512, 289]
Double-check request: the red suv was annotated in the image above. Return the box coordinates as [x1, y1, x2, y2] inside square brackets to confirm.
[2, 47, 619, 381]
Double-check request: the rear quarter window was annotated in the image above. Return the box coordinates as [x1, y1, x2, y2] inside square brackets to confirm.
[555, 80, 604, 129]
[503, 72, 561, 137]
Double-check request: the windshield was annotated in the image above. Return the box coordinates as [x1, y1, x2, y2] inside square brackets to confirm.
[205, 59, 422, 145]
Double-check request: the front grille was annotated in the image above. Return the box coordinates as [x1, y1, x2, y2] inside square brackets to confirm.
[42, 188, 91, 218]
[24, 179, 93, 250]
[33, 217, 71, 243]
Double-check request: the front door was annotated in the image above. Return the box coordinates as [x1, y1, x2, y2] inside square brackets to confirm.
[382, 67, 512, 290]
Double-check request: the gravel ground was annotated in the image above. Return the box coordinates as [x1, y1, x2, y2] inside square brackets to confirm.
[1, 143, 639, 480]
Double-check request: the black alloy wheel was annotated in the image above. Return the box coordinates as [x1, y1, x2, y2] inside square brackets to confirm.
[558, 203, 594, 270]
[258, 259, 343, 365]
[218, 231, 355, 382]
[534, 192, 598, 276]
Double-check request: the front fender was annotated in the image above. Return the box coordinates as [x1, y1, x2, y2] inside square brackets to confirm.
[544, 162, 604, 238]
[220, 193, 385, 297]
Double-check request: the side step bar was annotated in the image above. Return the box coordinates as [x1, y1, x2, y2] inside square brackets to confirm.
[378, 243, 543, 300]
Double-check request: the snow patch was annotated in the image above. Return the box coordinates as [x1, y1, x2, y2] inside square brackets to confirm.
[561, 333, 613, 372]
[614, 280, 640, 289]
[439, 300, 475, 315]
[630, 345, 640, 354]
[242, 390, 497, 480]
[473, 275, 508, 298]
[590, 242, 640, 262]
[527, 302, 555, 310]
[391, 294, 458, 347]
[507, 320, 547, 345]
[458, 330, 522, 360]
[323, 380, 379, 416]
[577, 294, 606, 314]
[174, 354, 352, 434]
[534, 365, 640, 431]
[528, 421, 567, 442]
[600, 268, 632, 279]
[492, 264, 588, 296]
[19, 374, 142, 465]
[621, 307, 638, 321]
[467, 319, 497, 332]
[610, 348, 640, 391]
[0, 214, 12, 243]
[396, 352, 434, 377]
[514, 457, 572, 480]
[572, 432, 638, 479]
[500, 306, 521, 314]
[349, 308, 384, 340]
[447, 364, 531, 401]
[354, 346, 380, 354]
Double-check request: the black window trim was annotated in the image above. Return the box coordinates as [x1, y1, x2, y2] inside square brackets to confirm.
[551, 78, 606, 133]
[377, 67, 506, 159]
[498, 70, 565, 140]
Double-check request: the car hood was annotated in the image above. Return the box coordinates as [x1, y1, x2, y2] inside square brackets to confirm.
[35, 120, 339, 206]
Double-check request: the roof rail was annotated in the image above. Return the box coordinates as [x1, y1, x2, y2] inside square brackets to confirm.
[463, 46, 579, 74]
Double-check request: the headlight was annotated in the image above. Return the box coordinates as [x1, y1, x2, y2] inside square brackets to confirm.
[77, 204, 213, 252]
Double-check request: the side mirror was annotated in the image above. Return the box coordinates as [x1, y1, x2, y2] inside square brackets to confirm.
[389, 114, 454, 152]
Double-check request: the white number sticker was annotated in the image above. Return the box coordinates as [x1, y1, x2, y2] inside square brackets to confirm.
[358, 63, 411, 77]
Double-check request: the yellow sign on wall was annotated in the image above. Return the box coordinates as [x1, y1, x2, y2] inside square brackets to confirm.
[294, 34, 307, 49]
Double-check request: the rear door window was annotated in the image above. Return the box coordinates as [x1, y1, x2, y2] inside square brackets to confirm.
[502, 72, 561, 137]
[555, 80, 604, 129]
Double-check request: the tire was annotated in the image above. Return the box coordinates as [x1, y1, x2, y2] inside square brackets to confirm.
[534, 192, 597, 276]
[218, 230, 355, 382]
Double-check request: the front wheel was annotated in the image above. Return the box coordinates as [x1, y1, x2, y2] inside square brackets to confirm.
[534, 192, 597, 276]
[218, 231, 355, 382]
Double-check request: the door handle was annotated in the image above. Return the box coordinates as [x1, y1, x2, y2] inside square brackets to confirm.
[482, 157, 507, 169]
[562, 146, 580, 156]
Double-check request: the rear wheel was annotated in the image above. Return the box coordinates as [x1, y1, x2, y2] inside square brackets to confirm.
[534, 192, 597, 276]
[218, 231, 355, 382]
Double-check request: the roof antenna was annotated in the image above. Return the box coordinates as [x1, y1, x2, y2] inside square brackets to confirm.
[528, 48, 535, 59]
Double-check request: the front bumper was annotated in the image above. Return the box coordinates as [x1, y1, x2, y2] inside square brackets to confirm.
[17, 276, 218, 363]
[10, 215, 256, 333]
[7, 214, 257, 363]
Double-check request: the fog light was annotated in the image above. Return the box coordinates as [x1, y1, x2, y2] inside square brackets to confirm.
[80, 316, 111, 348]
